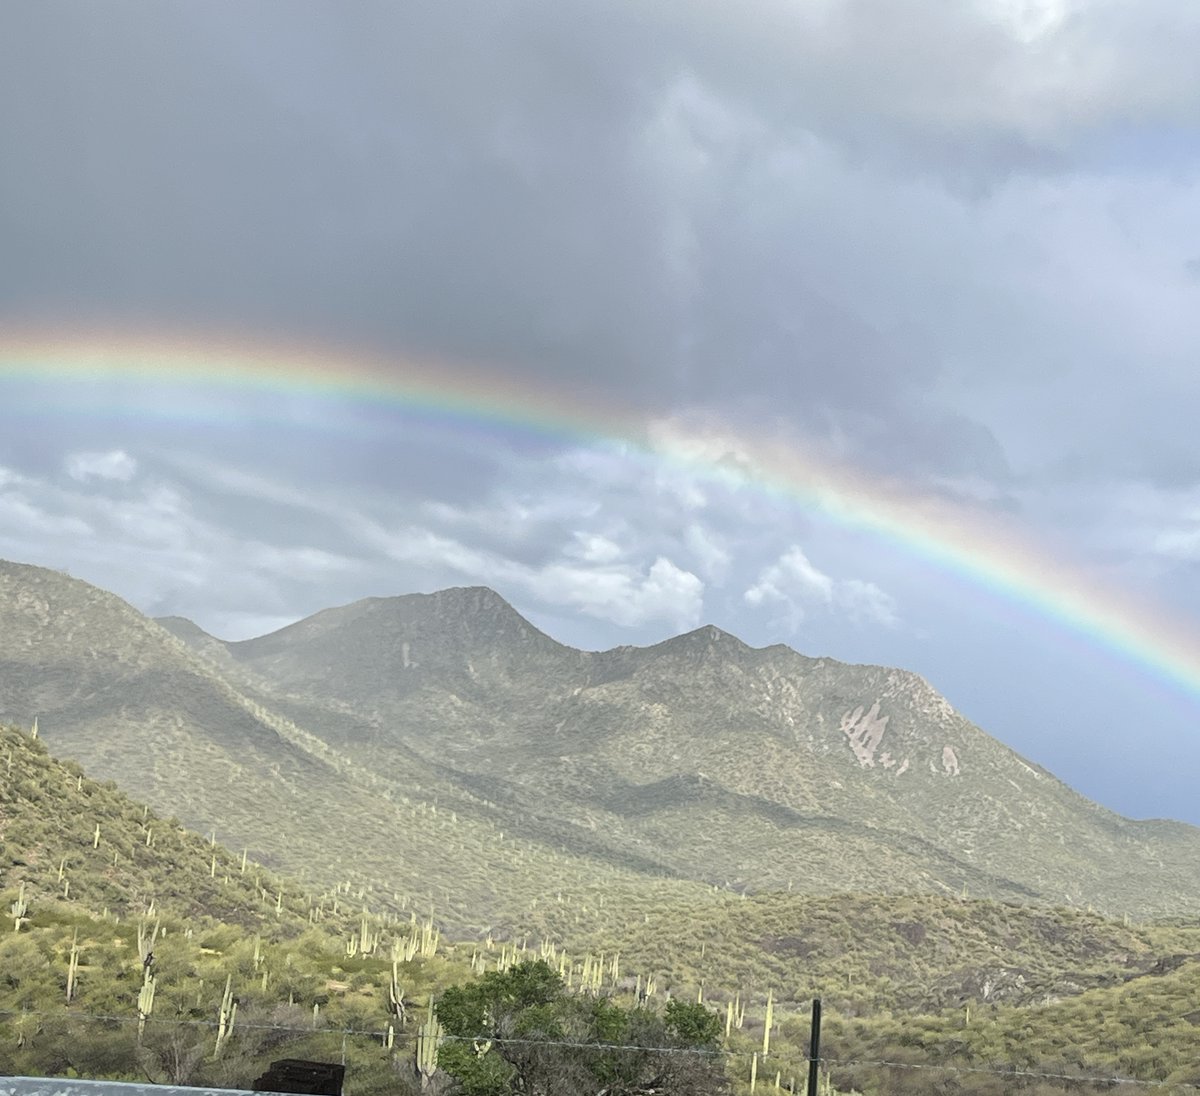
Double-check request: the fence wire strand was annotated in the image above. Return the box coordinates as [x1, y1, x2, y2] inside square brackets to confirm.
[2, 1008, 1196, 1088]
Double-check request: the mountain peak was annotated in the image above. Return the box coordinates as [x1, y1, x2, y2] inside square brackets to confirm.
[398, 584, 522, 617]
[648, 623, 753, 658]
[156, 614, 216, 641]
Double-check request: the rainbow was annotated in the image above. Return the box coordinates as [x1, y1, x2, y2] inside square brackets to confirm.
[2, 325, 1198, 705]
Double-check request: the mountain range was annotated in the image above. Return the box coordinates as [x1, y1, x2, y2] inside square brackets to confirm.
[2, 558, 1198, 928]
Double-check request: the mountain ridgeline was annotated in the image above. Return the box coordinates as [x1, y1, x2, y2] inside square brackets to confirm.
[3, 558, 1198, 926]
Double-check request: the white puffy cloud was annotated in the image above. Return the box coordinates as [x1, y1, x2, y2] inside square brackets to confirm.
[660, 0, 1200, 162]
[744, 546, 898, 629]
[0, 456, 364, 633]
[839, 579, 900, 628]
[745, 547, 834, 611]
[0, 492, 93, 540]
[532, 556, 704, 631]
[1152, 522, 1200, 563]
[683, 523, 731, 581]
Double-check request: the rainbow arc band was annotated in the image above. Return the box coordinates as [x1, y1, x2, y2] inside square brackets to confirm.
[1, 327, 1196, 706]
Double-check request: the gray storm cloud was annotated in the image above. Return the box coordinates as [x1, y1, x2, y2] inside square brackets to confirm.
[14, 0, 1195, 487]
[4, 1, 1200, 822]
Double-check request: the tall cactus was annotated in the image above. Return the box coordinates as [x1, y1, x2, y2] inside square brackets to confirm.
[388, 959, 407, 1024]
[66, 930, 81, 1003]
[10, 882, 28, 932]
[214, 974, 236, 1057]
[359, 908, 380, 955]
[137, 917, 160, 966]
[763, 989, 774, 1056]
[137, 970, 157, 1040]
[415, 1002, 443, 1089]
[419, 917, 439, 957]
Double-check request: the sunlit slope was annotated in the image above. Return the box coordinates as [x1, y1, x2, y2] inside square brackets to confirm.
[0, 722, 484, 1092]
[199, 586, 1200, 916]
[8, 720, 1200, 1094]
[1, 721, 323, 930]
[0, 562, 717, 933]
[8, 713, 1198, 1026]
[505, 884, 1200, 1014]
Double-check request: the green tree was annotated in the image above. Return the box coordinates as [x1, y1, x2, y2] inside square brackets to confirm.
[434, 960, 727, 1096]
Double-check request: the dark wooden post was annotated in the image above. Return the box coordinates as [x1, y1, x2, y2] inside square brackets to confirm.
[805, 998, 822, 1096]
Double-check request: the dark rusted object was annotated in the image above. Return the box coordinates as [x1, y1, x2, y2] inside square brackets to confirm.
[252, 1059, 345, 1096]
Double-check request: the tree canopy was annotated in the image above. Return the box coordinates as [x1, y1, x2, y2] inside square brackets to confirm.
[434, 960, 728, 1096]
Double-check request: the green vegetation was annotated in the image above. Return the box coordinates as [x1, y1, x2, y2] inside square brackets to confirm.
[5, 721, 1200, 1094]
[434, 960, 727, 1096]
[6, 563, 1200, 1093]
[0, 723, 484, 1091]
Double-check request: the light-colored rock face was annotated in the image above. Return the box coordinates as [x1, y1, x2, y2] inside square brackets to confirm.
[841, 694, 970, 779]
[841, 701, 890, 767]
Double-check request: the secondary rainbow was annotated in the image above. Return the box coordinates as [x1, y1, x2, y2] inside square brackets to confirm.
[2, 327, 1198, 705]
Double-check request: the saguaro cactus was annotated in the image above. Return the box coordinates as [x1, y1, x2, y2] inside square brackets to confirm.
[137, 917, 160, 967]
[66, 930, 81, 1003]
[10, 883, 28, 932]
[389, 959, 408, 1024]
[214, 974, 237, 1057]
[415, 1003, 443, 1089]
[138, 970, 157, 1040]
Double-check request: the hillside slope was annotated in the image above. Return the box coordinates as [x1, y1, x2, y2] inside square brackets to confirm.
[7, 722, 1200, 1094]
[1, 562, 717, 933]
[6, 558, 1200, 919]
[203, 586, 1200, 916]
[0, 722, 321, 930]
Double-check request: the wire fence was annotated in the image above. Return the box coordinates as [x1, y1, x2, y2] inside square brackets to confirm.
[2, 1008, 1196, 1092]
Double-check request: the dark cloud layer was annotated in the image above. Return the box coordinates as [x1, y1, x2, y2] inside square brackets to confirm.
[8, 2, 1197, 490]
[4, 1, 1200, 822]
[1, 0, 1049, 479]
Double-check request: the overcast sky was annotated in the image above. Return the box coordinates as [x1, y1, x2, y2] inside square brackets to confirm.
[3, 0, 1200, 823]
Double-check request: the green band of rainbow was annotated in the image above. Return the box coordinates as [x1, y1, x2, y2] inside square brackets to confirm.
[2, 327, 1197, 706]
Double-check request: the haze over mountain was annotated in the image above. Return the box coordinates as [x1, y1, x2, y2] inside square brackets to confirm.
[4, 558, 1199, 925]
